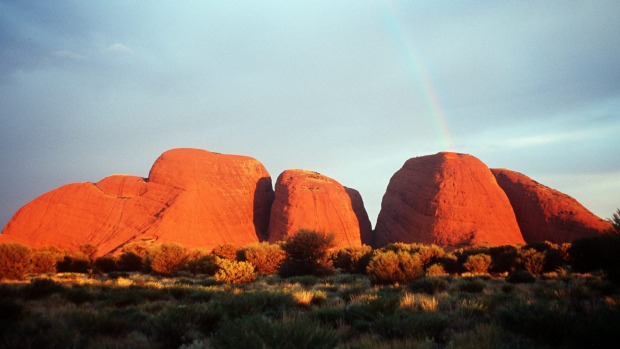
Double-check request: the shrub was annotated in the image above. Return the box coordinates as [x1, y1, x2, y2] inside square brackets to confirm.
[30, 248, 63, 274]
[147, 243, 188, 275]
[239, 242, 286, 275]
[279, 230, 335, 277]
[93, 254, 118, 273]
[186, 254, 219, 275]
[117, 251, 144, 272]
[212, 315, 338, 349]
[463, 253, 492, 274]
[519, 248, 545, 275]
[56, 251, 91, 273]
[426, 263, 448, 277]
[489, 245, 520, 273]
[569, 231, 620, 282]
[455, 278, 486, 293]
[214, 258, 257, 284]
[366, 250, 424, 285]
[211, 243, 240, 261]
[409, 277, 450, 295]
[0, 243, 32, 280]
[506, 270, 536, 284]
[332, 245, 373, 274]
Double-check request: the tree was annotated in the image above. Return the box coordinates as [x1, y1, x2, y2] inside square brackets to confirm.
[279, 230, 335, 277]
[609, 208, 620, 234]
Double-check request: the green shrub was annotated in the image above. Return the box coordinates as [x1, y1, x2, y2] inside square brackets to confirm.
[489, 245, 520, 273]
[332, 244, 373, 274]
[409, 277, 450, 295]
[186, 254, 219, 275]
[211, 243, 240, 261]
[239, 242, 286, 275]
[212, 315, 338, 349]
[93, 254, 118, 273]
[455, 278, 486, 293]
[463, 253, 492, 274]
[569, 231, 620, 282]
[371, 312, 449, 340]
[279, 230, 335, 277]
[26, 278, 65, 299]
[366, 250, 424, 285]
[147, 243, 188, 275]
[215, 258, 257, 284]
[506, 270, 536, 284]
[519, 248, 545, 275]
[0, 243, 32, 280]
[117, 251, 144, 272]
[56, 251, 90, 273]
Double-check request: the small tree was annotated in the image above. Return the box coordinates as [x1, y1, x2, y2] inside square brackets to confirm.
[0, 243, 32, 280]
[279, 229, 335, 277]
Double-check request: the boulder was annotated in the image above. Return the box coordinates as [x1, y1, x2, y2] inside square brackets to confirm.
[374, 152, 525, 248]
[267, 169, 370, 248]
[492, 168, 612, 243]
[0, 148, 274, 254]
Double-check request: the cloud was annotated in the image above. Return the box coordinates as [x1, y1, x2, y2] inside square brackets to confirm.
[105, 43, 133, 54]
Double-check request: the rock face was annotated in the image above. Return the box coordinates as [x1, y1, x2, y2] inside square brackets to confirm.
[374, 152, 525, 248]
[267, 169, 371, 248]
[492, 168, 612, 243]
[0, 149, 274, 254]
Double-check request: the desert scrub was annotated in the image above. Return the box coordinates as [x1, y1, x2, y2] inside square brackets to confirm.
[463, 253, 492, 275]
[147, 243, 189, 275]
[332, 245, 373, 274]
[214, 258, 257, 284]
[518, 248, 546, 275]
[239, 242, 285, 275]
[279, 230, 335, 278]
[366, 250, 424, 285]
[210, 243, 240, 261]
[212, 314, 338, 349]
[0, 243, 32, 280]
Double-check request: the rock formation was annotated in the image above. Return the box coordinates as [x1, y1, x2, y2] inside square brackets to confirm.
[492, 168, 612, 243]
[267, 169, 371, 248]
[0, 148, 274, 254]
[374, 152, 525, 248]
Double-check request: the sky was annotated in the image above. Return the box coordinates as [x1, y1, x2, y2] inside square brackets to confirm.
[1, 1, 619, 230]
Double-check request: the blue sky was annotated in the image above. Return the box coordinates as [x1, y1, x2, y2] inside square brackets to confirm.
[1, 1, 619, 229]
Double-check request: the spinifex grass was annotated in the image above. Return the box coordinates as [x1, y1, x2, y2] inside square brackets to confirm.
[1, 271, 619, 349]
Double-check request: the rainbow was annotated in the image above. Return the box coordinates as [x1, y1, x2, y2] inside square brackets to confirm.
[381, 2, 454, 151]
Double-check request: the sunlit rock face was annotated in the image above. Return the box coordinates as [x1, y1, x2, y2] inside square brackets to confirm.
[0, 148, 274, 254]
[492, 168, 612, 243]
[374, 152, 525, 248]
[267, 169, 371, 248]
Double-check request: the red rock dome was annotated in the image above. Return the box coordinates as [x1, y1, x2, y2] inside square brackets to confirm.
[492, 168, 612, 243]
[374, 152, 525, 248]
[0, 148, 274, 254]
[267, 169, 371, 248]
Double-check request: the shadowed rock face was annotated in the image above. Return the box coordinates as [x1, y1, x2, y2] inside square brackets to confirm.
[374, 152, 525, 248]
[267, 169, 371, 248]
[492, 168, 612, 243]
[0, 148, 274, 254]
